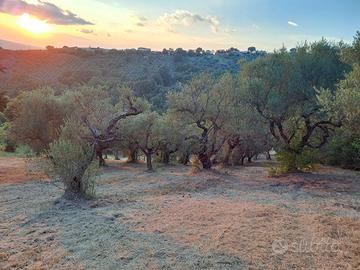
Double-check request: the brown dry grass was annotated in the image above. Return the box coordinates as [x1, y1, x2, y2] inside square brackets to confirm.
[128, 195, 360, 270]
[1, 158, 359, 269]
[227, 163, 357, 194]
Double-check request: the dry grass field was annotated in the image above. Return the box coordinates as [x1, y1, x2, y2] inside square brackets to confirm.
[0, 158, 360, 269]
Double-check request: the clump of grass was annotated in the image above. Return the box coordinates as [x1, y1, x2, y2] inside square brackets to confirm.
[14, 144, 34, 157]
[190, 155, 201, 173]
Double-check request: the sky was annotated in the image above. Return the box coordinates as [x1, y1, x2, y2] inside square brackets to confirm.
[0, 0, 359, 51]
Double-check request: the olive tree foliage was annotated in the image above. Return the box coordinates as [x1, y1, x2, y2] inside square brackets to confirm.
[0, 91, 10, 151]
[157, 113, 190, 164]
[330, 64, 360, 134]
[342, 31, 360, 66]
[319, 35, 360, 169]
[168, 73, 235, 169]
[310, 36, 360, 170]
[336, 32, 360, 133]
[6, 88, 70, 153]
[239, 40, 349, 170]
[72, 85, 148, 166]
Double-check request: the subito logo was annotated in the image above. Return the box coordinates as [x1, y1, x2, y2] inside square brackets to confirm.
[272, 239, 288, 255]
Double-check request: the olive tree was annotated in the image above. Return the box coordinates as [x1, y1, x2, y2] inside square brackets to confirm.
[6, 88, 69, 153]
[168, 73, 235, 169]
[222, 103, 272, 166]
[73, 85, 147, 166]
[122, 112, 166, 171]
[240, 41, 349, 170]
[157, 113, 189, 164]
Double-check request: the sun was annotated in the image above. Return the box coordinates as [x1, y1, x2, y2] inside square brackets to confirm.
[16, 13, 51, 34]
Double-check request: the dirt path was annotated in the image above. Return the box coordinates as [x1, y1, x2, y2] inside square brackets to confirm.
[0, 159, 360, 269]
[0, 157, 46, 185]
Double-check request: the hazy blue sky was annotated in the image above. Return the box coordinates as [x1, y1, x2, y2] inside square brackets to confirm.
[1, 0, 359, 50]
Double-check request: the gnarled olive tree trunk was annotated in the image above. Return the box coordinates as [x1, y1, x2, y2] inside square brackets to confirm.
[145, 152, 153, 171]
[198, 153, 212, 169]
[127, 146, 139, 163]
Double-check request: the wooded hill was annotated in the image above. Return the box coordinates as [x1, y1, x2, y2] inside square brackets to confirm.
[0, 47, 264, 109]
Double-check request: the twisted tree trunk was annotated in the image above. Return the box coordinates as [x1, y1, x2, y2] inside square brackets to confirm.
[127, 147, 138, 163]
[198, 153, 212, 169]
[145, 152, 153, 171]
[96, 149, 106, 166]
[223, 144, 236, 166]
[159, 151, 170, 164]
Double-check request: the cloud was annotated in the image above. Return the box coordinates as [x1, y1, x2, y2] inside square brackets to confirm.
[224, 28, 236, 34]
[0, 0, 93, 25]
[288, 21, 298, 27]
[79, 28, 95, 35]
[107, 32, 111, 37]
[131, 15, 148, 21]
[138, 16, 147, 22]
[158, 10, 220, 33]
[125, 29, 133, 33]
[136, 22, 145, 27]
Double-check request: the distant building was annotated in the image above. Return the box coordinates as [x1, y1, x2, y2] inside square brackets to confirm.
[138, 47, 151, 52]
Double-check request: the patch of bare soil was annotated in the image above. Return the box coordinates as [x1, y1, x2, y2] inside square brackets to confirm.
[128, 196, 360, 270]
[0, 157, 46, 185]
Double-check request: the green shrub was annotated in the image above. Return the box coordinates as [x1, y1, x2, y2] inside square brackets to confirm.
[46, 119, 98, 198]
[324, 133, 360, 170]
[267, 166, 282, 177]
[269, 150, 318, 176]
[0, 122, 16, 152]
[14, 144, 34, 157]
[295, 149, 318, 171]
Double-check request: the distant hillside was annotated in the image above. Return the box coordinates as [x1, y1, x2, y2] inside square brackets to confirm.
[0, 39, 40, 50]
[0, 47, 265, 109]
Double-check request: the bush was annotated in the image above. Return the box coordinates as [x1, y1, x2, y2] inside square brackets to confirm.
[14, 144, 34, 157]
[324, 132, 360, 170]
[46, 120, 98, 198]
[269, 150, 318, 176]
[0, 122, 15, 152]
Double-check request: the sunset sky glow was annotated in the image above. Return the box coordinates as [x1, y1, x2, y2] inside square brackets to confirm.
[0, 0, 359, 50]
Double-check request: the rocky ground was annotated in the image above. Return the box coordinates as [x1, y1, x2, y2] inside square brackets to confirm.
[0, 158, 360, 269]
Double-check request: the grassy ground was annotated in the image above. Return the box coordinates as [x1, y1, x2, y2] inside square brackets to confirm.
[0, 158, 360, 269]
